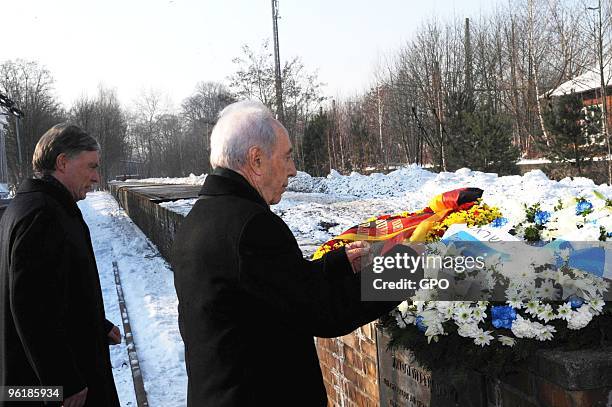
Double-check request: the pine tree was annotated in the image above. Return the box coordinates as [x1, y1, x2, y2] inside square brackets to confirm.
[542, 93, 604, 175]
[445, 102, 519, 175]
[302, 111, 329, 176]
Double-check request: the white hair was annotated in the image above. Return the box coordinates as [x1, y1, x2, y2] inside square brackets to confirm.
[209, 100, 280, 170]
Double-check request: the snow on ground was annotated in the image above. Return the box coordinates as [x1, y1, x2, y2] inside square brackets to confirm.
[79, 165, 612, 404]
[129, 174, 207, 185]
[80, 193, 187, 407]
[162, 166, 612, 255]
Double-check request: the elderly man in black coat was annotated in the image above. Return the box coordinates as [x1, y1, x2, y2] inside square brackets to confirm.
[173, 100, 399, 406]
[0, 124, 121, 407]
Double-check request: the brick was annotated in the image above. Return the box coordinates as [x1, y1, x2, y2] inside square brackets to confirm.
[342, 365, 379, 400]
[353, 388, 377, 407]
[317, 348, 338, 370]
[318, 337, 340, 354]
[363, 357, 378, 377]
[325, 384, 338, 404]
[360, 377, 380, 399]
[365, 322, 379, 340]
[343, 344, 364, 372]
[341, 332, 360, 350]
[344, 382, 357, 400]
[359, 338, 377, 357]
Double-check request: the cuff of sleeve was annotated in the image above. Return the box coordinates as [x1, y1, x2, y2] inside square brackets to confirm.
[323, 248, 353, 277]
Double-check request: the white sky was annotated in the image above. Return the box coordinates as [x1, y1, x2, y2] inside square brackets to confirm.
[1, 0, 497, 109]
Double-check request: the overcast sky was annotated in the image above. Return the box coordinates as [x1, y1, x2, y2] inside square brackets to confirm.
[1, 0, 497, 109]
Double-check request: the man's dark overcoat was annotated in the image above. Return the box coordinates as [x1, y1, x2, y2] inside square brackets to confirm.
[0, 178, 119, 406]
[173, 168, 397, 406]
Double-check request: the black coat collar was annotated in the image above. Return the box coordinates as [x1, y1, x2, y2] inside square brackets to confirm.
[200, 168, 268, 208]
[17, 177, 81, 217]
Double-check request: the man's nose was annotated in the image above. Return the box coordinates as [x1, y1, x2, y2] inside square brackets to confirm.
[288, 159, 297, 177]
[92, 170, 101, 183]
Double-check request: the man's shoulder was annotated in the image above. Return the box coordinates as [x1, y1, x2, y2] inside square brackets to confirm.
[9, 189, 63, 218]
[0, 192, 63, 243]
[192, 193, 269, 218]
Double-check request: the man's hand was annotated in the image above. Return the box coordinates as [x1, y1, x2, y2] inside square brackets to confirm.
[63, 387, 87, 407]
[345, 241, 371, 273]
[107, 325, 121, 345]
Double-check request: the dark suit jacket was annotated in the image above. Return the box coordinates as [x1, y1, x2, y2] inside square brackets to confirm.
[0, 178, 119, 406]
[173, 168, 397, 406]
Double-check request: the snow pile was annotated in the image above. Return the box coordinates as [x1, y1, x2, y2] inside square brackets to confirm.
[159, 166, 612, 256]
[287, 164, 437, 198]
[132, 173, 207, 185]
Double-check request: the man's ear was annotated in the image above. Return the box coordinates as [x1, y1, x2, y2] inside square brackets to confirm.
[55, 153, 68, 174]
[246, 146, 264, 176]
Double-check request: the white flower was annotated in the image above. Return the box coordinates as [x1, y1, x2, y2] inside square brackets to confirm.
[567, 305, 593, 330]
[525, 300, 540, 315]
[586, 298, 604, 315]
[511, 315, 537, 339]
[457, 323, 480, 339]
[540, 228, 556, 241]
[471, 307, 487, 323]
[453, 307, 473, 324]
[393, 309, 415, 328]
[507, 299, 523, 309]
[477, 301, 489, 311]
[425, 322, 445, 339]
[536, 325, 556, 341]
[522, 283, 538, 300]
[397, 301, 410, 315]
[556, 303, 572, 321]
[473, 329, 494, 347]
[537, 304, 557, 323]
[413, 301, 426, 313]
[537, 280, 560, 300]
[497, 335, 516, 347]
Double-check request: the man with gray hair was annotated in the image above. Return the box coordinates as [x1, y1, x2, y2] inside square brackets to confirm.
[0, 124, 120, 407]
[173, 100, 398, 406]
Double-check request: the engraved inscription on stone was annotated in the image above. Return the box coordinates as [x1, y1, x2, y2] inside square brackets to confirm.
[377, 327, 433, 407]
[376, 327, 465, 407]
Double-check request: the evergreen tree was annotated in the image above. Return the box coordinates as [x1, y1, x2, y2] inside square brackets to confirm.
[302, 111, 329, 176]
[542, 93, 604, 175]
[445, 102, 519, 175]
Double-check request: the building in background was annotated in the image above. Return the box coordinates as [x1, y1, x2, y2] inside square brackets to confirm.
[547, 64, 612, 130]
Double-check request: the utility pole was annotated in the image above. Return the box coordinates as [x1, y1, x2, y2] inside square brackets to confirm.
[464, 17, 473, 110]
[271, 0, 285, 124]
[588, 0, 611, 184]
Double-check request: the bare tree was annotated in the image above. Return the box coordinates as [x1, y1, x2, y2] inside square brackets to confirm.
[0, 60, 64, 184]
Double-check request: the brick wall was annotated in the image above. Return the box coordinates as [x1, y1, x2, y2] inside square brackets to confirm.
[316, 322, 380, 407]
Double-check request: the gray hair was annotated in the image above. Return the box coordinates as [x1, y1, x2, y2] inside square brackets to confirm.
[209, 100, 280, 170]
[32, 123, 100, 176]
